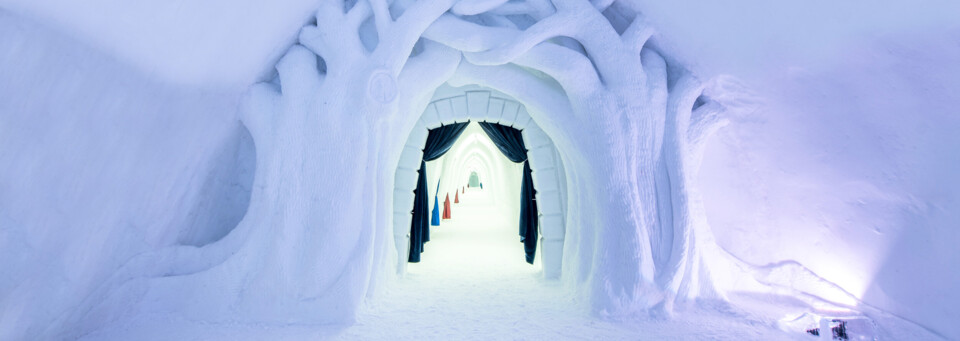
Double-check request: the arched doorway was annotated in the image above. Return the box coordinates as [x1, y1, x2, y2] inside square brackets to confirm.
[392, 86, 568, 278]
[468, 171, 480, 188]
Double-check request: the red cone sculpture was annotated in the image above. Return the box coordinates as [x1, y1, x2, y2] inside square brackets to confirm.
[442, 193, 451, 219]
[454, 191, 459, 203]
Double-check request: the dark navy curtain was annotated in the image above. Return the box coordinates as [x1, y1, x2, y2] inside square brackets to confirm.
[409, 121, 470, 262]
[478, 122, 539, 264]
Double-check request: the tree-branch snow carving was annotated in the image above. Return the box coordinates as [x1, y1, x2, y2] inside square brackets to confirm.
[654, 73, 730, 312]
[240, 0, 733, 319]
[56, 0, 464, 333]
[426, 0, 862, 319]
[230, 0, 465, 322]
[424, 0, 734, 316]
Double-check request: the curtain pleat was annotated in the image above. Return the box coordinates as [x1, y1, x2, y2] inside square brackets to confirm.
[408, 121, 469, 263]
[478, 122, 539, 264]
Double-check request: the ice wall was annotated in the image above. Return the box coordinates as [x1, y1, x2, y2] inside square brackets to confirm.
[0, 11, 254, 338]
[625, 0, 960, 337]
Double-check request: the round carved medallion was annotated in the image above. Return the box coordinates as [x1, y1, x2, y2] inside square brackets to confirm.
[367, 70, 397, 104]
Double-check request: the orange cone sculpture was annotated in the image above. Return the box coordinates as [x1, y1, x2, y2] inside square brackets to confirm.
[454, 191, 459, 203]
[442, 193, 451, 219]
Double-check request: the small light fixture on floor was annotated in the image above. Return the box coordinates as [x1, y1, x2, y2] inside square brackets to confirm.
[803, 315, 877, 340]
[806, 319, 848, 340]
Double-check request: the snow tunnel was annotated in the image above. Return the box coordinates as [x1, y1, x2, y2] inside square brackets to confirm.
[7, 0, 960, 338]
[393, 85, 568, 277]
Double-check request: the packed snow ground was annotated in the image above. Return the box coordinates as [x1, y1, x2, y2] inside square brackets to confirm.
[84, 188, 809, 340]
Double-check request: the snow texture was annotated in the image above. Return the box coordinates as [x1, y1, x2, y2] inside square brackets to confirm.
[1, 0, 959, 339]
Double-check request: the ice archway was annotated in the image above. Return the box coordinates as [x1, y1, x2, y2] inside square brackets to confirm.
[469, 171, 480, 187]
[393, 89, 568, 277]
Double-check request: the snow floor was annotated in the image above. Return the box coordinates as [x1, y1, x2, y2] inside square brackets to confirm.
[83, 188, 810, 340]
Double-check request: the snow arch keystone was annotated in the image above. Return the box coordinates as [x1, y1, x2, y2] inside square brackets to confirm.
[393, 90, 567, 278]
